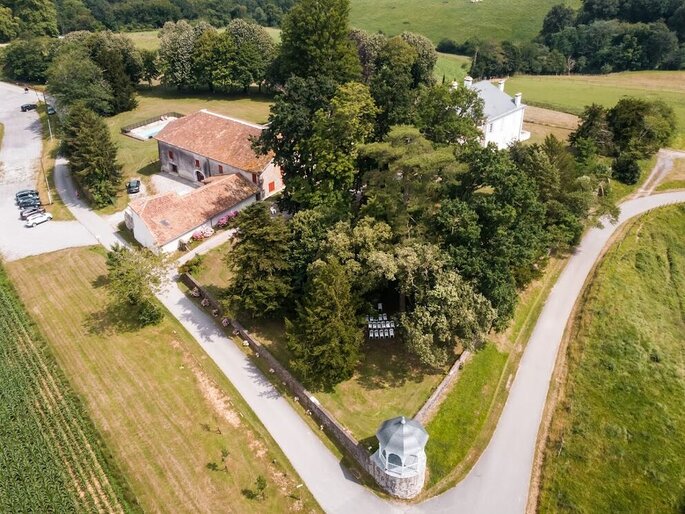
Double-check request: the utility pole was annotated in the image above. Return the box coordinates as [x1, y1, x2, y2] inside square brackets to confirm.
[39, 155, 52, 205]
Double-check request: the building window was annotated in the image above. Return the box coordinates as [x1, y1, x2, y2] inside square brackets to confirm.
[268, 181, 275, 193]
[171, 164, 178, 173]
[168, 150, 174, 160]
[488, 123, 494, 133]
[218, 165, 224, 174]
[252, 174, 258, 184]
[194, 159, 200, 168]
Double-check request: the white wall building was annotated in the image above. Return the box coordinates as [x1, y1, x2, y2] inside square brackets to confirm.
[124, 174, 257, 253]
[457, 76, 531, 149]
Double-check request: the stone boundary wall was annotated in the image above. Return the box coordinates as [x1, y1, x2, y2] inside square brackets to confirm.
[413, 350, 472, 424]
[179, 273, 372, 472]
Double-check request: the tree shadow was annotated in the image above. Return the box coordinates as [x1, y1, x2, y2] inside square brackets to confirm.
[83, 301, 144, 336]
[355, 339, 439, 391]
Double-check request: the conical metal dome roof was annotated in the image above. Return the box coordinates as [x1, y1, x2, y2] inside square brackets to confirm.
[376, 416, 428, 457]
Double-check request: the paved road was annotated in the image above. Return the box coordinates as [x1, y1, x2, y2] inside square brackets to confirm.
[636, 148, 685, 197]
[0, 82, 96, 261]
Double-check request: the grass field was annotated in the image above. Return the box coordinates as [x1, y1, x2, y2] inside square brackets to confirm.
[349, 0, 580, 43]
[538, 205, 685, 513]
[193, 243, 445, 441]
[0, 262, 138, 513]
[102, 87, 272, 214]
[434, 53, 470, 83]
[508, 72, 685, 149]
[6, 247, 319, 514]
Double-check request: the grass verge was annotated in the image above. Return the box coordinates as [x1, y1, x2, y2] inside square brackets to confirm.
[35, 104, 73, 220]
[537, 205, 685, 514]
[6, 247, 319, 514]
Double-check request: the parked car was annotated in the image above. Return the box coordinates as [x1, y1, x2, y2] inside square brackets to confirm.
[21, 104, 37, 112]
[15, 189, 39, 201]
[18, 196, 41, 209]
[46, 105, 56, 115]
[25, 212, 52, 227]
[20, 206, 46, 219]
[126, 179, 141, 194]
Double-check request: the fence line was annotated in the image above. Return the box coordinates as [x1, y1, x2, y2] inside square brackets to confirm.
[413, 350, 471, 424]
[120, 112, 185, 134]
[179, 273, 372, 473]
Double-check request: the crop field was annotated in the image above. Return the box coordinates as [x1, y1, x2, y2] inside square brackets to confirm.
[0, 263, 137, 513]
[349, 0, 580, 43]
[508, 71, 685, 149]
[6, 247, 318, 513]
[538, 205, 685, 513]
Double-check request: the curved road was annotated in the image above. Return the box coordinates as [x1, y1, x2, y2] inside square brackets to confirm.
[3, 80, 685, 514]
[156, 192, 685, 514]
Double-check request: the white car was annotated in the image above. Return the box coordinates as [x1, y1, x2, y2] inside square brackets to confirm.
[25, 212, 53, 227]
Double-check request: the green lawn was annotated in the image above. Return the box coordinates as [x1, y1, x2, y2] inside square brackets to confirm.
[193, 243, 445, 442]
[434, 53, 470, 83]
[425, 345, 508, 487]
[349, 0, 580, 43]
[538, 205, 685, 514]
[6, 247, 319, 513]
[101, 87, 272, 214]
[508, 72, 685, 149]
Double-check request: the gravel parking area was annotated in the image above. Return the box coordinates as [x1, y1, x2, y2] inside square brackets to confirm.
[0, 82, 96, 261]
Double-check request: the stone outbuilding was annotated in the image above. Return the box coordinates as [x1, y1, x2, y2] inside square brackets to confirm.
[369, 416, 428, 499]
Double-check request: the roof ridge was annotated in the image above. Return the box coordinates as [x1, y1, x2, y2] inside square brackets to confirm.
[199, 109, 265, 129]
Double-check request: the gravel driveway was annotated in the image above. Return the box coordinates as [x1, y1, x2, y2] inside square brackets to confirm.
[0, 82, 96, 261]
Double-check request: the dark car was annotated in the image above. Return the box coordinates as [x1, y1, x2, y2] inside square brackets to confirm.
[126, 179, 141, 194]
[15, 189, 39, 200]
[18, 196, 41, 209]
[20, 206, 46, 219]
[21, 104, 37, 112]
[46, 105, 56, 115]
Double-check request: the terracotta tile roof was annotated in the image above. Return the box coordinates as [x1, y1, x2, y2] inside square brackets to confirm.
[154, 110, 273, 173]
[129, 174, 257, 246]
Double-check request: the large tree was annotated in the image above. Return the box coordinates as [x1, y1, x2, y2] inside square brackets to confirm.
[2, 37, 55, 82]
[254, 75, 338, 211]
[396, 243, 494, 367]
[64, 106, 123, 207]
[607, 97, 677, 156]
[14, 0, 58, 37]
[370, 37, 418, 136]
[0, 6, 19, 42]
[226, 203, 293, 318]
[286, 258, 363, 391]
[274, 0, 360, 84]
[47, 47, 114, 114]
[106, 244, 166, 326]
[226, 19, 276, 91]
[293, 81, 378, 209]
[415, 83, 484, 145]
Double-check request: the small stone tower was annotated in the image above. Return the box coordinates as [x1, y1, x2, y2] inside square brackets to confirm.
[369, 416, 428, 499]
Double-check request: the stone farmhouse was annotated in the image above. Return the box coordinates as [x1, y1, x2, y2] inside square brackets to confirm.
[457, 76, 530, 149]
[124, 175, 257, 253]
[154, 109, 284, 199]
